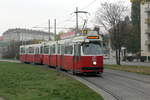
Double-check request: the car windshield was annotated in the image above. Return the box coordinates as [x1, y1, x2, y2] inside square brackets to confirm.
[82, 42, 103, 55]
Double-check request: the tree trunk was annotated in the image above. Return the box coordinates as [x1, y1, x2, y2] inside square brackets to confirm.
[118, 48, 121, 65]
[116, 49, 118, 64]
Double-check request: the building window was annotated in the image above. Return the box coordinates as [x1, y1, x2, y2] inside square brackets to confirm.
[148, 45, 150, 52]
[148, 12, 150, 17]
[148, 34, 150, 39]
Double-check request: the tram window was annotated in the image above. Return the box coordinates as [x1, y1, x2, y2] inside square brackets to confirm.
[26, 48, 29, 54]
[20, 48, 25, 54]
[29, 47, 34, 54]
[61, 45, 65, 54]
[35, 48, 39, 54]
[40, 46, 44, 54]
[52, 45, 56, 54]
[44, 46, 49, 54]
[57, 44, 61, 54]
[50, 45, 55, 54]
[82, 42, 102, 55]
[50, 46, 52, 54]
[65, 46, 73, 54]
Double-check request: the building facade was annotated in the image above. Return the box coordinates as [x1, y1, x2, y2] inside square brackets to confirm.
[3, 28, 54, 42]
[141, 2, 150, 56]
[0, 36, 7, 58]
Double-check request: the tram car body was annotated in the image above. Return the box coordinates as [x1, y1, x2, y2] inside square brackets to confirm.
[20, 44, 43, 64]
[19, 32, 104, 74]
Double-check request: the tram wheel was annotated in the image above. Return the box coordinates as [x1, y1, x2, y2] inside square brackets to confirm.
[72, 70, 76, 75]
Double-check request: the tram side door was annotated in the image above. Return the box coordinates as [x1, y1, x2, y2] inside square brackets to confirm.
[74, 44, 81, 71]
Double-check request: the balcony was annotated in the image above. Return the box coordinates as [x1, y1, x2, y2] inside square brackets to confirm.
[145, 40, 150, 45]
[145, 18, 150, 24]
[145, 7, 150, 12]
[145, 29, 150, 34]
[145, 3, 150, 11]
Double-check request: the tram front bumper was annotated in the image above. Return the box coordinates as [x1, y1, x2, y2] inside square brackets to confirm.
[81, 67, 104, 72]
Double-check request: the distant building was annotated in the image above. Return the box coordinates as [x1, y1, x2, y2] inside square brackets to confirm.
[0, 36, 3, 41]
[141, 2, 150, 56]
[0, 36, 5, 58]
[2, 28, 54, 42]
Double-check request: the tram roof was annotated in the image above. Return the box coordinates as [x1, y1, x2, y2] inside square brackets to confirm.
[61, 35, 102, 44]
[20, 43, 42, 48]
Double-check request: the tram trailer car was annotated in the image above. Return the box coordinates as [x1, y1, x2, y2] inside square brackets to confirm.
[20, 44, 43, 64]
[19, 34, 104, 75]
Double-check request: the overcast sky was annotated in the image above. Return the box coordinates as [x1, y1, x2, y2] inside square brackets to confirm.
[0, 0, 131, 35]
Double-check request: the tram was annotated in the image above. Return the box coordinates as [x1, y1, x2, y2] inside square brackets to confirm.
[20, 31, 104, 75]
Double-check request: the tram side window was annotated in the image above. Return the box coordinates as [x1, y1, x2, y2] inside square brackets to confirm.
[50, 45, 55, 54]
[44, 46, 49, 54]
[40, 46, 44, 54]
[20, 48, 25, 54]
[26, 48, 29, 54]
[61, 45, 65, 55]
[65, 45, 73, 54]
[35, 47, 39, 54]
[29, 47, 34, 54]
[57, 44, 61, 54]
[53, 45, 56, 54]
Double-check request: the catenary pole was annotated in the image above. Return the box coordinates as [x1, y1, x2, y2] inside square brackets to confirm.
[48, 19, 51, 40]
[54, 19, 56, 41]
[76, 7, 79, 35]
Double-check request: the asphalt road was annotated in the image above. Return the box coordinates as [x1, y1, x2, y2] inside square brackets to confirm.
[104, 58, 150, 67]
[81, 69, 150, 100]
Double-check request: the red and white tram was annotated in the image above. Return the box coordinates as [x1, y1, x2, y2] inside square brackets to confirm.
[20, 32, 104, 75]
[20, 44, 43, 64]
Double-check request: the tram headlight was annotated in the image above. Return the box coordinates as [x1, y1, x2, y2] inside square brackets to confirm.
[93, 61, 97, 65]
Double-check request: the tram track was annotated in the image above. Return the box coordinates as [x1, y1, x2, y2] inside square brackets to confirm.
[96, 74, 150, 97]
[42, 66, 121, 100]
[105, 71, 150, 84]
[77, 70, 150, 100]
[80, 76, 123, 100]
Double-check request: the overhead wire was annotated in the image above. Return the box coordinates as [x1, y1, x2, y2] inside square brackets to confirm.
[32, 0, 99, 32]
[81, 0, 97, 10]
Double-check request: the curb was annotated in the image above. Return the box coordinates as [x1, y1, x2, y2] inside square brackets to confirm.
[68, 74, 116, 100]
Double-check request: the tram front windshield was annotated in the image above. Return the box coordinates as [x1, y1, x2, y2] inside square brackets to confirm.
[82, 42, 103, 55]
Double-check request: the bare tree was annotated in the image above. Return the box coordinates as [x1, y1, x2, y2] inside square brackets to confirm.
[96, 1, 128, 65]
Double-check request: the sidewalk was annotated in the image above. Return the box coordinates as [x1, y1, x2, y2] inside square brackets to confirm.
[0, 97, 5, 100]
[0, 59, 20, 63]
